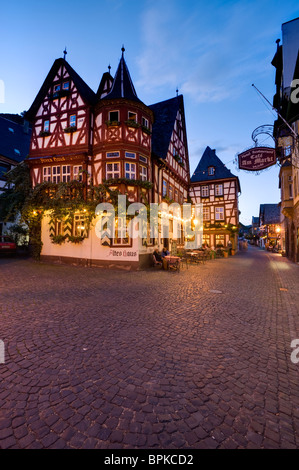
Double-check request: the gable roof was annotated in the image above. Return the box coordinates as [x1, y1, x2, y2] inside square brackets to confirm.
[25, 58, 97, 121]
[0, 114, 31, 164]
[191, 146, 241, 190]
[97, 71, 113, 98]
[259, 203, 280, 225]
[149, 95, 185, 160]
[102, 52, 143, 103]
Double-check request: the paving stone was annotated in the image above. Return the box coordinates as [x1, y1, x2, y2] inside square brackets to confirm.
[1, 248, 299, 449]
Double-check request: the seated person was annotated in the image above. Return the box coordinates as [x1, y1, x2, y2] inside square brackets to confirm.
[153, 249, 162, 265]
[161, 247, 170, 258]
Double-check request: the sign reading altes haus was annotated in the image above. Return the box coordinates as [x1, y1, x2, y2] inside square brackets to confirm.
[238, 147, 276, 171]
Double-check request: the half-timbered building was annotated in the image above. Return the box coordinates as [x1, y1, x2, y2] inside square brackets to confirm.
[189, 146, 241, 251]
[25, 49, 191, 269]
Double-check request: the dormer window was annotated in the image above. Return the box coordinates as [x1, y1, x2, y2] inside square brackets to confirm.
[208, 166, 215, 176]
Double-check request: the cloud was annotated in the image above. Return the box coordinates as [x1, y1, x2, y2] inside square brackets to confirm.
[136, 1, 277, 103]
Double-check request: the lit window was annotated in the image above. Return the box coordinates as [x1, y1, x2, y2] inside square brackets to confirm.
[73, 214, 88, 238]
[62, 165, 71, 182]
[106, 162, 120, 179]
[215, 184, 223, 196]
[201, 186, 209, 197]
[125, 162, 136, 179]
[113, 217, 130, 246]
[140, 166, 147, 181]
[203, 207, 210, 221]
[52, 166, 61, 183]
[215, 207, 224, 220]
[55, 219, 64, 236]
[216, 234, 225, 246]
[70, 115, 76, 127]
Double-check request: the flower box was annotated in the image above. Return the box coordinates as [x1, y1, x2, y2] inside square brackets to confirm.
[125, 120, 140, 129]
[64, 126, 77, 133]
[105, 120, 121, 127]
[39, 131, 51, 137]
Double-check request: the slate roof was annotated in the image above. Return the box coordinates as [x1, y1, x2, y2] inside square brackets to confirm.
[259, 203, 280, 225]
[26, 58, 97, 121]
[96, 71, 113, 98]
[0, 114, 31, 164]
[190, 146, 241, 191]
[149, 95, 184, 160]
[102, 52, 143, 104]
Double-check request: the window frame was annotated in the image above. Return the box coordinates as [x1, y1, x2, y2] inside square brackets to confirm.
[43, 167, 51, 182]
[52, 166, 61, 183]
[125, 162, 136, 180]
[125, 151, 136, 159]
[215, 184, 223, 196]
[140, 165, 147, 181]
[108, 110, 119, 123]
[215, 206, 225, 221]
[69, 114, 77, 128]
[201, 185, 209, 198]
[106, 162, 120, 179]
[62, 165, 71, 183]
[203, 206, 210, 221]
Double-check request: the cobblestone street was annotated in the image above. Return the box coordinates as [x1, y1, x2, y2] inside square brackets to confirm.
[0, 246, 299, 449]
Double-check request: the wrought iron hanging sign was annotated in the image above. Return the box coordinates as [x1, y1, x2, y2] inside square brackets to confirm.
[238, 146, 276, 171]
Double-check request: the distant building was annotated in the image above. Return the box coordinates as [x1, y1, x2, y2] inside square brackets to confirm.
[0, 113, 31, 235]
[272, 17, 299, 261]
[189, 146, 241, 251]
[259, 203, 281, 249]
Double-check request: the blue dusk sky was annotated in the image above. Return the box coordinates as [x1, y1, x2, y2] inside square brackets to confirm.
[1, 0, 299, 224]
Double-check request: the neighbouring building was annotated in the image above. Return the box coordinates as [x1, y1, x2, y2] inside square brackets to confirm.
[25, 49, 190, 269]
[259, 203, 281, 249]
[250, 216, 260, 245]
[189, 146, 241, 251]
[272, 17, 299, 261]
[0, 113, 31, 235]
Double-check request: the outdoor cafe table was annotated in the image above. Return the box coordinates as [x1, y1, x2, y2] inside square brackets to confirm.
[163, 255, 181, 270]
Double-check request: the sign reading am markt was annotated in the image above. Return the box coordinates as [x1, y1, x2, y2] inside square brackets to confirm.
[238, 147, 276, 171]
